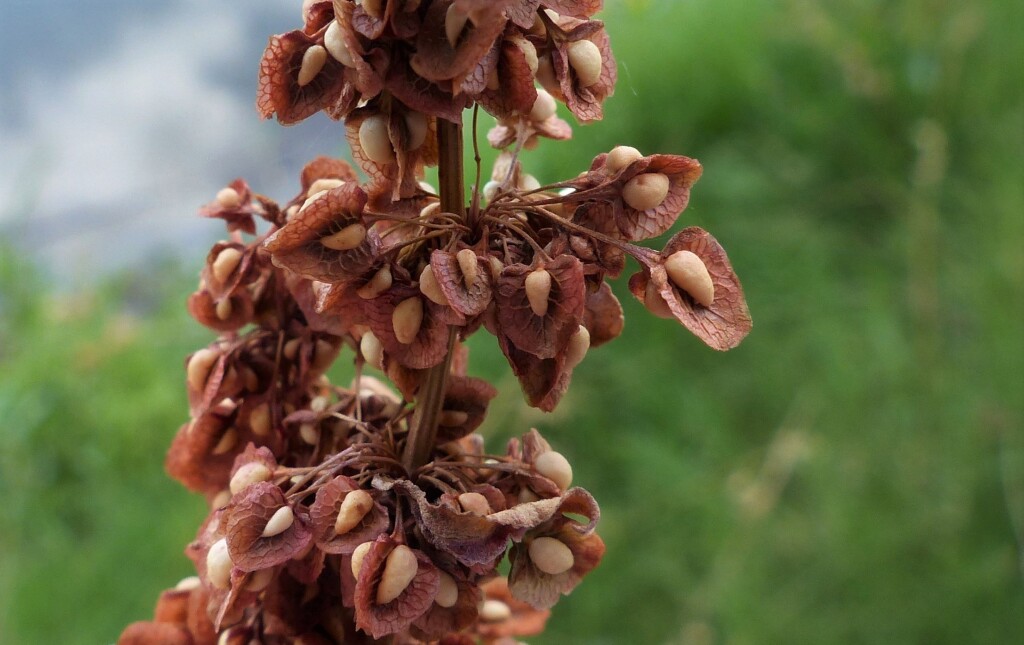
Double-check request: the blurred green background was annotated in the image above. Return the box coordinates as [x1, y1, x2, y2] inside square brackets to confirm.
[1, 0, 1022, 643]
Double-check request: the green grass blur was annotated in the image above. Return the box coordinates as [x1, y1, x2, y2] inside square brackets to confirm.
[1, 0, 1022, 643]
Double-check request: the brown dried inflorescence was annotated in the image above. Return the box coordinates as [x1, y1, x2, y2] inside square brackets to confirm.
[124, 1, 750, 642]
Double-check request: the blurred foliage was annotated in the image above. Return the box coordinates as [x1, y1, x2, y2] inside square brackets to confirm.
[1, 0, 1022, 643]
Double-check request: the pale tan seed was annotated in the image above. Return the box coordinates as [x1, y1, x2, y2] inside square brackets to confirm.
[376, 545, 418, 604]
[622, 172, 670, 211]
[249, 403, 271, 436]
[488, 256, 504, 281]
[175, 576, 202, 591]
[310, 395, 330, 413]
[297, 45, 328, 87]
[565, 325, 590, 370]
[480, 599, 512, 622]
[215, 298, 233, 321]
[299, 422, 320, 446]
[534, 450, 573, 490]
[455, 248, 479, 287]
[299, 190, 325, 213]
[420, 201, 441, 219]
[606, 145, 643, 173]
[206, 539, 233, 590]
[419, 265, 449, 305]
[324, 21, 355, 67]
[439, 409, 469, 427]
[482, 180, 501, 202]
[245, 568, 275, 592]
[215, 187, 242, 209]
[444, 4, 469, 47]
[307, 177, 345, 198]
[524, 269, 552, 317]
[360, 331, 384, 369]
[321, 223, 366, 251]
[518, 487, 540, 503]
[357, 265, 393, 300]
[404, 111, 428, 151]
[435, 571, 459, 608]
[457, 492, 491, 516]
[262, 506, 295, 538]
[283, 338, 301, 360]
[567, 39, 603, 87]
[187, 348, 219, 392]
[512, 36, 539, 75]
[211, 489, 232, 510]
[664, 250, 715, 307]
[519, 174, 541, 192]
[528, 536, 575, 575]
[530, 89, 557, 122]
[359, 115, 395, 165]
[334, 490, 374, 535]
[644, 280, 675, 319]
[211, 427, 239, 455]
[230, 462, 272, 495]
[418, 180, 437, 195]
[393, 297, 424, 344]
[312, 339, 335, 371]
[240, 366, 259, 392]
[351, 542, 372, 579]
[212, 248, 243, 283]
[536, 54, 563, 100]
[360, 0, 384, 20]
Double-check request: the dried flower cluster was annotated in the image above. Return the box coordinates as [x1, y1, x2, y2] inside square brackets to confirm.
[119, 1, 749, 643]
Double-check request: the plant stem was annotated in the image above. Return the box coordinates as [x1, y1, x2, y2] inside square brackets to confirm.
[402, 118, 464, 472]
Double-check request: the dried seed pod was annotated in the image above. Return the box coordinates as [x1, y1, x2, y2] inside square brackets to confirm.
[357, 265, 393, 299]
[528, 536, 575, 575]
[567, 39, 603, 87]
[216, 187, 243, 209]
[212, 248, 243, 283]
[445, 4, 469, 47]
[211, 427, 239, 455]
[457, 492, 491, 516]
[622, 172, 671, 211]
[206, 539, 233, 590]
[187, 348, 219, 392]
[324, 20, 355, 67]
[456, 249, 479, 287]
[480, 599, 512, 622]
[524, 269, 552, 317]
[360, 331, 385, 369]
[530, 89, 558, 122]
[534, 451, 573, 490]
[606, 145, 643, 173]
[664, 250, 715, 306]
[376, 545, 418, 604]
[404, 111, 428, 151]
[230, 462, 272, 495]
[320, 223, 367, 251]
[297, 45, 328, 87]
[435, 571, 459, 608]
[358, 115, 396, 165]
[262, 506, 295, 537]
[565, 325, 590, 370]
[419, 264, 450, 305]
[351, 541, 373, 578]
[334, 490, 374, 535]
[392, 297, 424, 344]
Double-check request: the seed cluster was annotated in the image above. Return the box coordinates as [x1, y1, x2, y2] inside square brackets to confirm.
[119, 2, 751, 644]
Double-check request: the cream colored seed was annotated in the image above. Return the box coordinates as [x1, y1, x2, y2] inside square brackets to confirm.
[335, 489, 374, 535]
[665, 250, 715, 307]
[359, 115, 396, 165]
[404, 111, 428, 151]
[206, 539, 233, 590]
[536, 54, 563, 100]
[351, 542, 372, 579]
[458, 492, 491, 516]
[480, 599, 512, 622]
[215, 298, 233, 321]
[518, 487, 540, 503]
[360, 330, 384, 369]
[393, 297, 424, 344]
[297, 45, 328, 87]
[565, 325, 590, 371]
[644, 280, 674, 319]
[419, 265, 449, 306]
[513, 37, 538, 75]
[528, 536, 575, 575]
[622, 172, 670, 211]
[360, 0, 384, 20]
[262, 506, 295, 538]
[455, 249, 479, 287]
[567, 39, 603, 88]
[435, 571, 459, 608]
[324, 20, 355, 67]
[439, 409, 469, 427]
[215, 186, 242, 209]
[482, 180, 500, 202]
[299, 422, 320, 445]
[357, 265, 393, 299]
[230, 462, 272, 495]
[211, 427, 239, 456]
[519, 173, 541, 192]
[418, 180, 437, 195]
[534, 450, 573, 490]
[212, 247, 243, 283]
[488, 256, 504, 281]
[283, 338, 301, 360]
[524, 269, 552, 317]
[445, 4, 469, 47]
[606, 145, 643, 173]
[312, 339, 335, 371]
[175, 575, 201, 591]
[187, 348, 219, 392]
[245, 568, 275, 592]
[530, 89, 557, 122]
[211, 489, 232, 510]
[300, 190, 325, 213]
[420, 201, 441, 219]
[321, 223, 366, 251]
[377, 545, 418, 604]
[310, 395, 330, 413]
[249, 403, 271, 436]
[307, 177, 345, 198]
